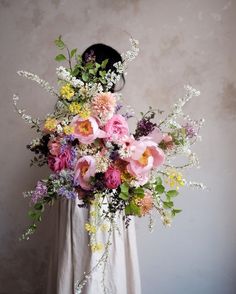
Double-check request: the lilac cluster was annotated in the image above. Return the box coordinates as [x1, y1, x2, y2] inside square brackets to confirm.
[58, 187, 77, 200]
[123, 112, 134, 120]
[115, 103, 123, 113]
[31, 181, 47, 204]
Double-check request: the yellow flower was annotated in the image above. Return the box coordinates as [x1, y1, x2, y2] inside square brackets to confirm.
[44, 117, 57, 132]
[90, 211, 97, 217]
[69, 102, 82, 114]
[85, 223, 97, 234]
[165, 169, 185, 190]
[60, 83, 75, 100]
[91, 242, 103, 252]
[63, 125, 74, 135]
[100, 223, 109, 232]
[79, 104, 91, 119]
[69, 102, 91, 119]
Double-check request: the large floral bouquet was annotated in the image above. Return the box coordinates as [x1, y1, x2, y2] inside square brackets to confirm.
[13, 36, 205, 293]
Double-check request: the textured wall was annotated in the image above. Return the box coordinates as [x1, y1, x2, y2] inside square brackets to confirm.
[0, 0, 236, 293]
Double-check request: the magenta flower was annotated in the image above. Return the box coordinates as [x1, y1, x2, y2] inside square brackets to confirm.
[48, 146, 72, 172]
[105, 166, 121, 189]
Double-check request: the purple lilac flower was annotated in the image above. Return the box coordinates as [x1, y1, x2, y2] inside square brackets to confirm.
[58, 187, 77, 200]
[68, 147, 77, 168]
[31, 181, 47, 204]
[115, 103, 123, 113]
[123, 112, 134, 120]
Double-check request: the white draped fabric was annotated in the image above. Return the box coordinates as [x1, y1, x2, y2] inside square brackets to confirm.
[46, 198, 142, 294]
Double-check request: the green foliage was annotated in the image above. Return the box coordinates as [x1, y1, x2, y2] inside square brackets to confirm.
[125, 201, 141, 216]
[163, 201, 174, 209]
[82, 73, 89, 82]
[170, 128, 187, 146]
[54, 35, 65, 50]
[101, 58, 109, 69]
[171, 208, 182, 216]
[155, 176, 162, 185]
[155, 184, 165, 194]
[55, 54, 66, 62]
[133, 187, 144, 197]
[70, 48, 77, 58]
[119, 182, 129, 200]
[166, 190, 179, 198]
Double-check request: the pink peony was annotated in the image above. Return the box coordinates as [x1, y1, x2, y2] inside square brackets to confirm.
[70, 116, 106, 144]
[104, 114, 129, 142]
[74, 156, 96, 190]
[105, 166, 121, 189]
[125, 138, 165, 185]
[91, 92, 116, 124]
[48, 147, 72, 172]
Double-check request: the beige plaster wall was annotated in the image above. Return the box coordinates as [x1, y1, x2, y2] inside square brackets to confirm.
[0, 0, 236, 293]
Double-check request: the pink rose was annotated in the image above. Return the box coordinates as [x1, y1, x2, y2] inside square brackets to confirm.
[105, 166, 121, 189]
[74, 156, 96, 190]
[48, 138, 61, 156]
[70, 116, 106, 144]
[125, 138, 165, 185]
[104, 114, 129, 142]
[48, 147, 72, 172]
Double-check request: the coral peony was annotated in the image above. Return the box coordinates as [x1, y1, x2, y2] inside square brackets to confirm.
[104, 114, 129, 142]
[70, 115, 106, 144]
[74, 156, 96, 190]
[104, 166, 121, 189]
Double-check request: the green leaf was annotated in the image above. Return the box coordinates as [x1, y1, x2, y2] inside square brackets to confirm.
[95, 62, 101, 69]
[119, 192, 129, 201]
[155, 184, 165, 194]
[72, 67, 80, 77]
[166, 190, 179, 198]
[28, 210, 36, 219]
[89, 69, 95, 75]
[70, 48, 77, 58]
[55, 54, 66, 62]
[54, 35, 65, 50]
[82, 73, 89, 81]
[99, 70, 106, 78]
[101, 59, 109, 69]
[125, 202, 141, 216]
[119, 183, 129, 200]
[172, 208, 182, 216]
[34, 202, 44, 212]
[155, 176, 162, 185]
[163, 201, 174, 209]
[133, 187, 144, 197]
[120, 183, 129, 194]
